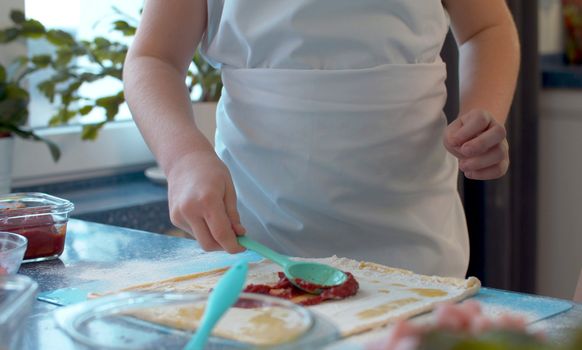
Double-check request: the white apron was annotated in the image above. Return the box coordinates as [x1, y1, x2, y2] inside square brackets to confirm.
[201, 0, 469, 277]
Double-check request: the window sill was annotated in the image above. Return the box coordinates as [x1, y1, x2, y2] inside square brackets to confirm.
[541, 54, 582, 89]
[13, 170, 175, 234]
[11, 120, 156, 187]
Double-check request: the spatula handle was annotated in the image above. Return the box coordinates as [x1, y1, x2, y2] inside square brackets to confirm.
[184, 260, 248, 350]
[237, 236, 292, 269]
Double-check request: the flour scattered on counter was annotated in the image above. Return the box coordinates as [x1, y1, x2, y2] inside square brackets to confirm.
[481, 304, 537, 323]
[60, 248, 260, 292]
[75, 259, 184, 290]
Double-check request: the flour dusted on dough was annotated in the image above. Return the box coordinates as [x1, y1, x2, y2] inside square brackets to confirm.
[104, 256, 480, 339]
[130, 303, 310, 346]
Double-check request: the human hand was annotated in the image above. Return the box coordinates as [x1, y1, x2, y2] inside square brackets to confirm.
[443, 109, 509, 180]
[166, 151, 246, 253]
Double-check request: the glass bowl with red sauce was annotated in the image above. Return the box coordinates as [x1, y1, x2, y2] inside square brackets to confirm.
[0, 193, 74, 262]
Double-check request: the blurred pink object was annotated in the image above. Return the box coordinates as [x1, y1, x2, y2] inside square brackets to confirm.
[368, 300, 530, 350]
[434, 300, 527, 335]
[368, 321, 424, 350]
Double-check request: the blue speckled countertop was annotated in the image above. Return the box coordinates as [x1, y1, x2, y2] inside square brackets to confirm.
[17, 220, 582, 349]
[19, 219, 262, 350]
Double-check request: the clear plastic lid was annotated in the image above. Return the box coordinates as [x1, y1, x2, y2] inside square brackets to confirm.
[0, 231, 28, 273]
[0, 274, 39, 325]
[0, 192, 74, 218]
[54, 292, 340, 349]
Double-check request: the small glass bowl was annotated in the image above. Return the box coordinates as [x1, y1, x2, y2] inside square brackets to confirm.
[0, 274, 39, 349]
[0, 192, 74, 262]
[0, 231, 27, 274]
[54, 292, 339, 349]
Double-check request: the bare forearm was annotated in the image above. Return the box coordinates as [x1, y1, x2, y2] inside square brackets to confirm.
[458, 19, 520, 124]
[442, 0, 517, 180]
[123, 0, 245, 252]
[122, 0, 210, 174]
[124, 56, 214, 172]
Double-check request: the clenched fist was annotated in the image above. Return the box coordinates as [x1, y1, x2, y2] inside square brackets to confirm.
[443, 109, 509, 180]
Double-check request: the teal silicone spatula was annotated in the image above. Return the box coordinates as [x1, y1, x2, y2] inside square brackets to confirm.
[183, 260, 248, 350]
[237, 236, 347, 294]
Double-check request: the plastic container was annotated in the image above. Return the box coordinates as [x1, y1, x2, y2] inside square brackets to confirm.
[0, 274, 39, 350]
[54, 292, 339, 349]
[0, 193, 74, 262]
[0, 231, 27, 274]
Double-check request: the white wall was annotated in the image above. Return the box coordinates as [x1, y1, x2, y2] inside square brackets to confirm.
[0, 0, 25, 65]
[0, 0, 23, 28]
[538, 0, 563, 54]
[536, 1, 582, 299]
[537, 91, 582, 300]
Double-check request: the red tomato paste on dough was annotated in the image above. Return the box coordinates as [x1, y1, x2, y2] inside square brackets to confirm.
[244, 271, 359, 306]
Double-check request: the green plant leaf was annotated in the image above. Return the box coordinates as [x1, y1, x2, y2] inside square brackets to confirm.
[21, 19, 46, 38]
[0, 28, 21, 43]
[10, 10, 26, 24]
[79, 72, 104, 83]
[78, 105, 93, 116]
[49, 70, 72, 84]
[57, 80, 82, 105]
[95, 93, 124, 107]
[60, 93, 77, 105]
[55, 48, 74, 66]
[110, 50, 128, 66]
[0, 99, 27, 126]
[112, 20, 136, 36]
[190, 49, 221, 102]
[46, 29, 76, 46]
[71, 44, 88, 56]
[417, 329, 553, 350]
[49, 108, 76, 126]
[6, 83, 30, 101]
[0, 65, 6, 83]
[93, 37, 111, 49]
[95, 92, 124, 121]
[112, 20, 129, 29]
[44, 137, 61, 161]
[31, 54, 52, 68]
[13, 55, 28, 67]
[67, 79, 83, 92]
[37, 81, 56, 102]
[81, 122, 105, 140]
[1, 123, 61, 161]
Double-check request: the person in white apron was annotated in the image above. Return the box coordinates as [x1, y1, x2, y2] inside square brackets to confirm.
[124, 0, 519, 278]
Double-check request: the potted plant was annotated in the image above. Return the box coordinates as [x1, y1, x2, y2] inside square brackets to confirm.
[563, 0, 582, 64]
[189, 50, 222, 145]
[0, 9, 222, 189]
[0, 10, 61, 193]
[0, 62, 60, 194]
[0, 9, 222, 141]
